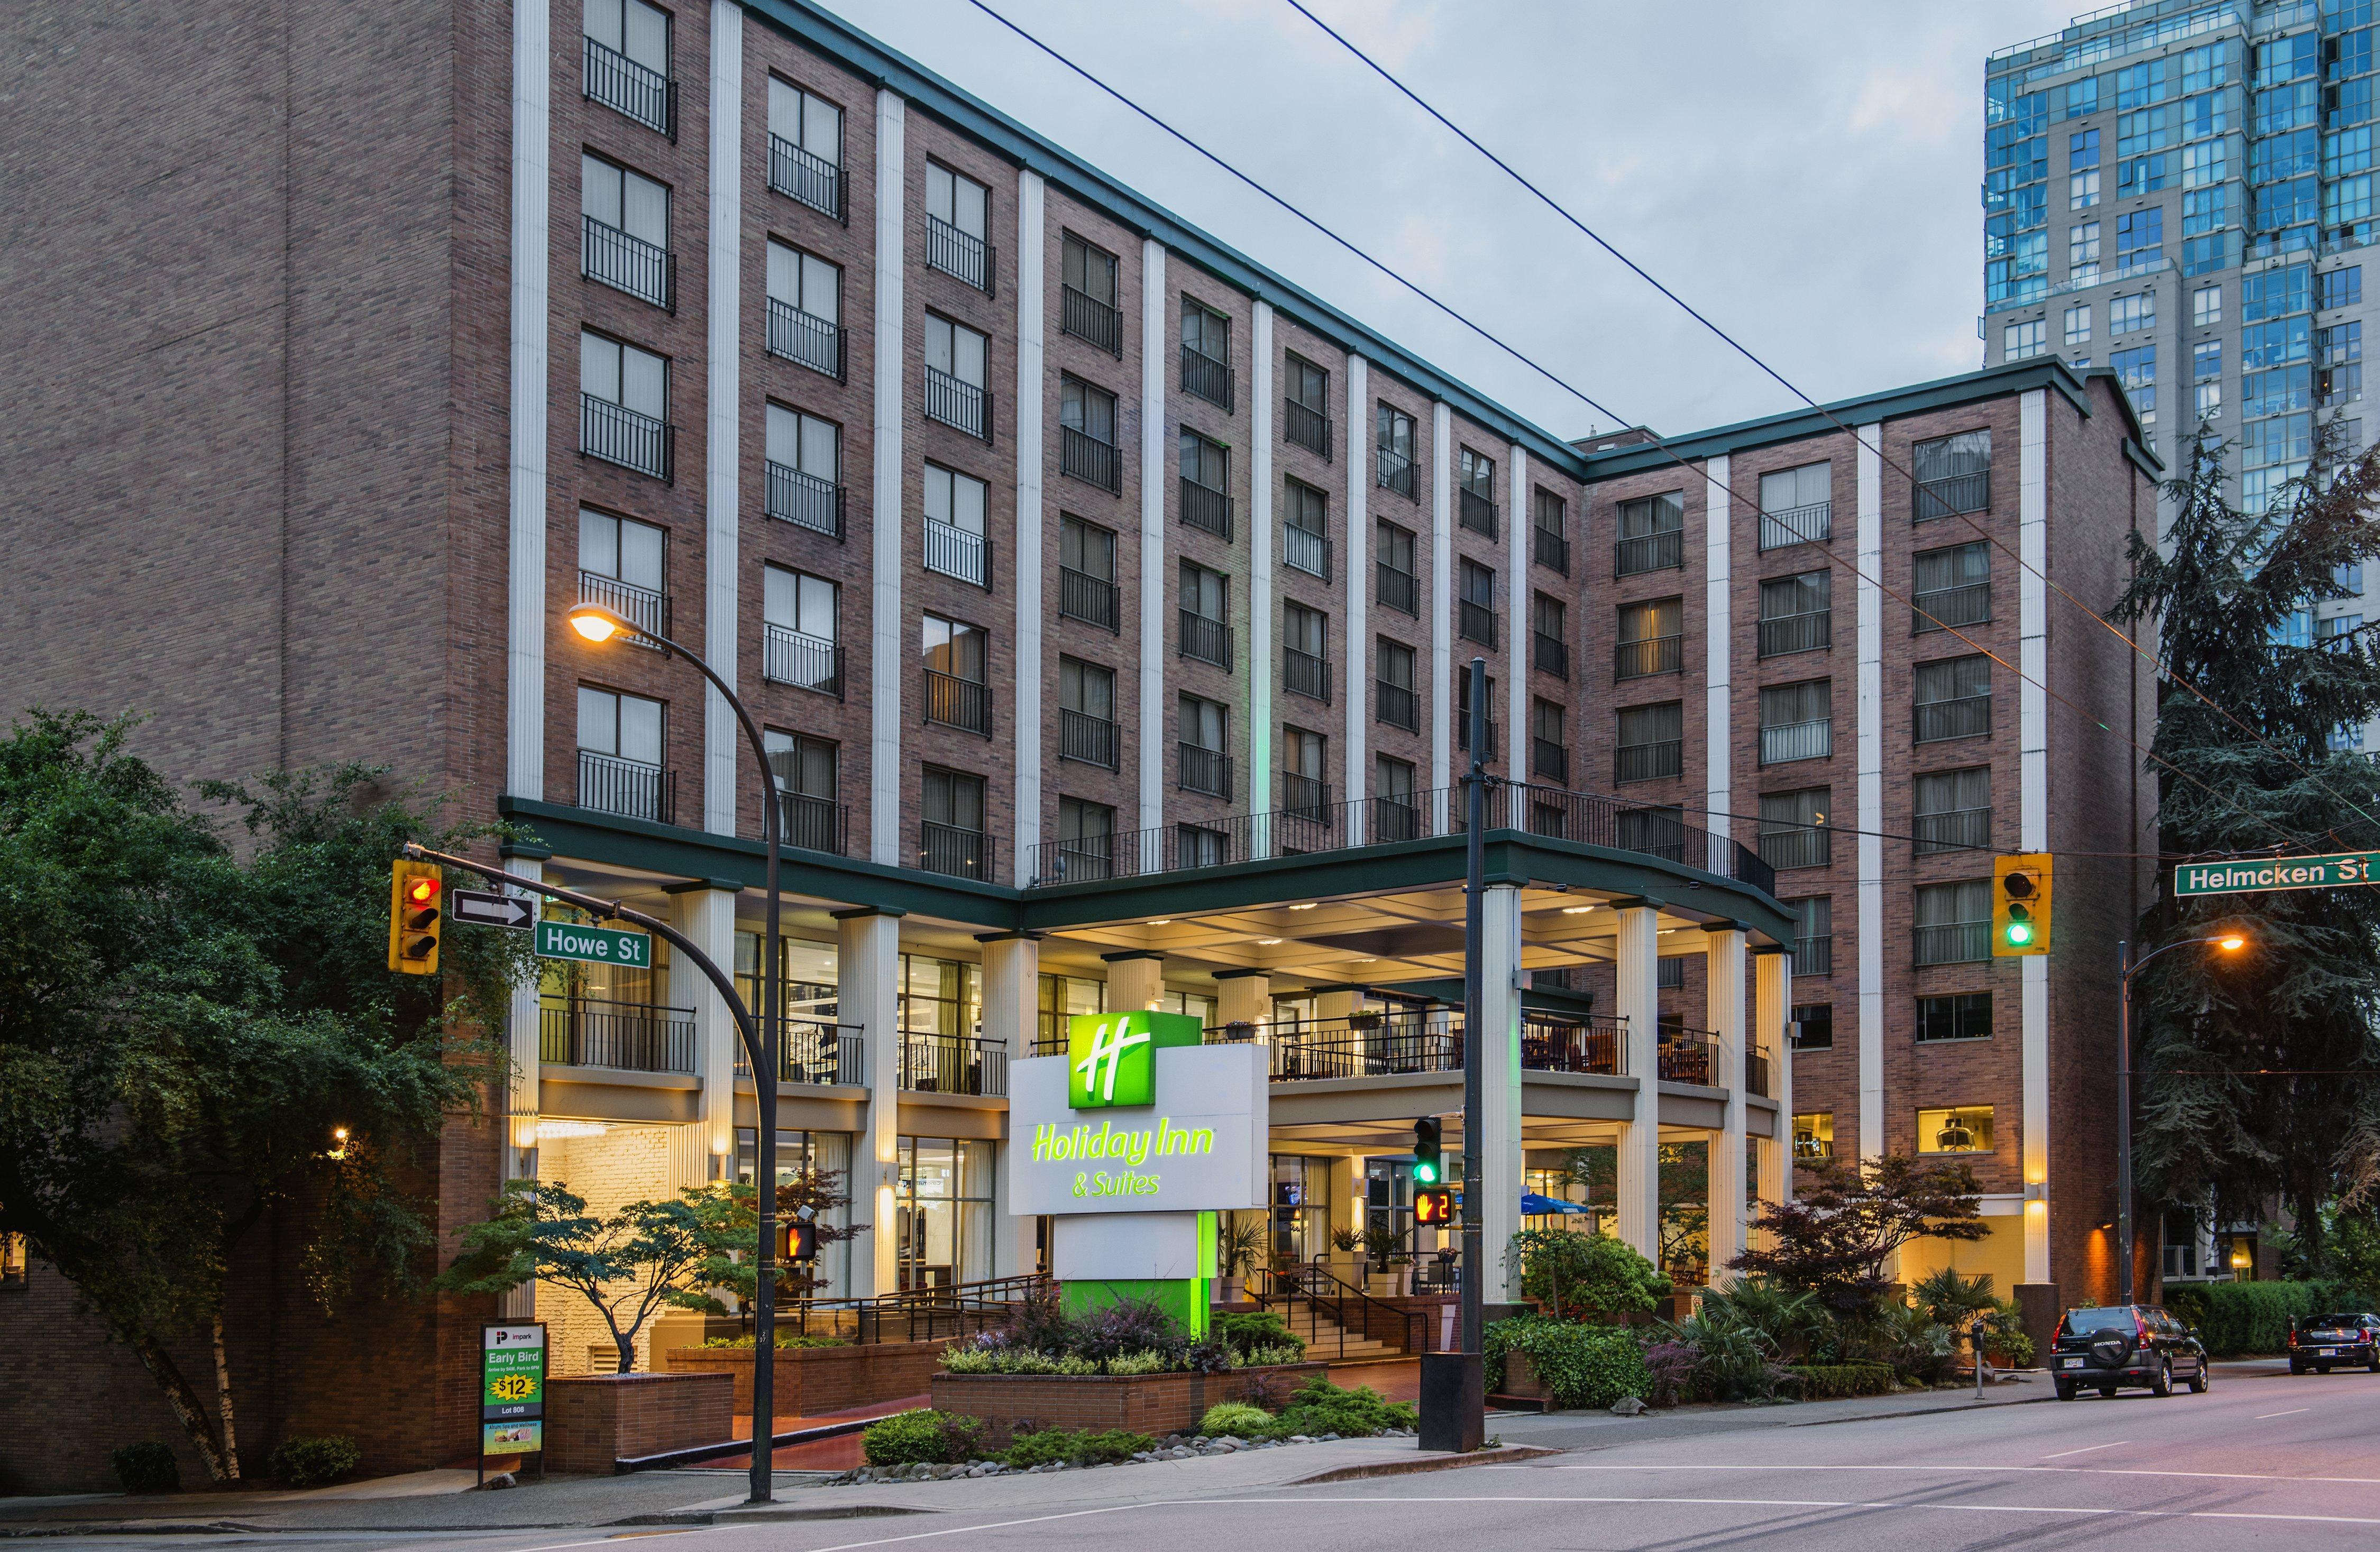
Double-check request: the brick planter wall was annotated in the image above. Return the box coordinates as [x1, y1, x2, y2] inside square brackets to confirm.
[661, 1338, 952, 1416]
[929, 1362, 1328, 1449]
[544, 1372, 734, 1473]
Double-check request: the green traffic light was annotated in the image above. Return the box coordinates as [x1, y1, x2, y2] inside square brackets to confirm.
[2006, 920, 2034, 946]
[1414, 1160, 1439, 1183]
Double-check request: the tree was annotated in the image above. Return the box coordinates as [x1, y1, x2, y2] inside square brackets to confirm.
[681, 1171, 866, 1329]
[1729, 1154, 1989, 1317]
[1562, 1142, 1708, 1275]
[0, 713, 532, 1480]
[2113, 430, 2380, 1250]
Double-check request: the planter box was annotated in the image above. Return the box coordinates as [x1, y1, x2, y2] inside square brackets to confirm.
[929, 1362, 1328, 1450]
[662, 1338, 953, 1417]
[1501, 1351, 1548, 1400]
[545, 1372, 734, 1473]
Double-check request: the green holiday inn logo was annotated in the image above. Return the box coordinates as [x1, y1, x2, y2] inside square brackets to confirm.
[1066, 1011, 1203, 1108]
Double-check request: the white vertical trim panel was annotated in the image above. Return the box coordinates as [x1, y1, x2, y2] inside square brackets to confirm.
[1139, 240, 1168, 832]
[1505, 445, 1527, 779]
[702, 7, 744, 837]
[2019, 387, 2052, 1283]
[1703, 454, 1733, 838]
[1855, 424, 1885, 1164]
[506, 0, 551, 801]
[869, 91, 907, 866]
[1012, 170, 1047, 883]
[1429, 398, 1451, 825]
[1250, 302, 1276, 858]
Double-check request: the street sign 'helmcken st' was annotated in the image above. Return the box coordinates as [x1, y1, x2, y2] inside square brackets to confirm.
[2173, 851, 2380, 897]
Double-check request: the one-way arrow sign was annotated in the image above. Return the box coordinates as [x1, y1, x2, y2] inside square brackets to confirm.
[450, 888, 536, 931]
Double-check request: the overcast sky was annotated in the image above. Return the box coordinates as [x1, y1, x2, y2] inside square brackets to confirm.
[826, 0, 2080, 443]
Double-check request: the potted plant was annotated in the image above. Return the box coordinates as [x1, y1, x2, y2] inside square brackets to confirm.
[1361, 1224, 1409, 1296]
[1216, 1216, 1267, 1305]
[1329, 1225, 1365, 1279]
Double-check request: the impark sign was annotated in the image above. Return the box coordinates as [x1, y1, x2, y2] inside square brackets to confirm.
[2173, 851, 2380, 898]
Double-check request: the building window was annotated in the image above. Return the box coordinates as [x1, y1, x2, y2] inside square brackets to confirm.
[2070, 168, 2100, 210]
[1532, 591, 1569, 679]
[763, 564, 840, 696]
[924, 162, 993, 292]
[1376, 404, 1418, 497]
[1182, 430, 1233, 541]
[1377, 519, 1418, 614]
[1615, 490, 1685, 575]
[1039, 972, 1107, 1053]
[1917, 1105, 1994, 1155]
[1791, 1006, 1833, 1053]
[921, 614, 991, 736]
[1914, 879, 1992, 965]
[1532, 486, 1570, 573]
[1181, 297, 1234, 410]
[922, 463, 990, 587]
[1531, 697, 1567, 782]
[578, 507, 669, 643]
[576, 684, 670, 822]
[1058, 657, 1117, 769]
[1058, 374, 1121, 493]
[1283, 477, 1330, 577]
[2322, 265, 2363, 310]
[2003, 319, 2046, 361]
[895, 1136, 996, 1289]
[1285, 353, 1331, 457]
[1377, 638, 1418, 731]
[1913, 430, 1991, 521]
[1061, 233, 1121, 354]
[1758, 462, 1833, 549]
[1614, 597, 1682, 678]
[2063, 302, 2091, 346]
[2116, 206, 2163, 267]
[1284, 602, 1331, 705]
[1458, 559, 1498, 647]
[1913, 543, 1990, 633]
[583, 0, 673, 136]
[1757, 569, 1830, 658]
[1758, 786, 1830, 871]
[766, 77, 844, 217]
[1916, 992, 1994, 1044]
[919, 768, 988, 880]
[1178, 562, 1231, 669]
[1458, 447, 1498, 536]
[1913, 766, 1991, 856]
[1789, 895, 1833, 976]
[1792, 1109, 1834, 1161]
[2194, 283, 2223, 325]
[1054, 795, 1115, 881]
[1758, 678, 1832, 765]
[2110, 292, 2155, 334]
[1914, 654, 1992, 741]
[581, 153, 673, 309]
[1179, 694, 1231, 798]
[766, 241, 844, 379]
[1280, 725, 1329, 821]
[762, 729, 840, 855]
[764, 403, 843, 536]
[2069, 220, 2101, 277]
[1615, 701, 1683, 784]
[1376, 754, 1418, 839]
[1617, 804, 1685, 861]
[580, 331, 672, 479]
[1058, 515, 1118, 632]
[923, 314, 991, 439]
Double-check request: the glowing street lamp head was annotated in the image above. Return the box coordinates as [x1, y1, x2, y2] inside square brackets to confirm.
[569, 605, 620, 644]
[2216, 932, 2247, 952]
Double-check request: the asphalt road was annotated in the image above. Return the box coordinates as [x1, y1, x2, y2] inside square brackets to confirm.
[39, 1361, 2380, 1552]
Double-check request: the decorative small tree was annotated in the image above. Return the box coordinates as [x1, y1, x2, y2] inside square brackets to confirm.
[1728, 1154, 1989, 1318]
[683, 1171, 865, 1333]
[1506, 1229, 1668, 1321]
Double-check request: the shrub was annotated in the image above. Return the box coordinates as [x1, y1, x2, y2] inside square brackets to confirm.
[1697, 1277, 1832, 1361]
[1105, 1349, 1170, 1376]
[1842, 1303, 1956, 1384]
[1218, 1311, 1304, 1359]
[1070, 1298, 1185, 1365]
[268, 1436, 362, 1489]
[1003, 1427, 1151, 1468]
[1638, 1340, 1698, 1408]
[863, 1409, 982, 1466]
[111, 1440, 180, 1494]
[1667, 1305, 1782, 1401]
[1486, 1316, 1655, 1410]
[2160, 1280, 2365, 1356]
[1241, 1343, 1304, 1367]
[1264, 1375, 1417, 1437]
[1784, 1362, 1897, 1399]
[1196, 1401, 1274, 1437]
[1507, 1230, 1668, 1319]
[700, 1333, 846, 1349]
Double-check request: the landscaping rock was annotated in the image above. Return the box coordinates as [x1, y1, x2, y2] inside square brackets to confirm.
[1610, 1395, 1648, 1416]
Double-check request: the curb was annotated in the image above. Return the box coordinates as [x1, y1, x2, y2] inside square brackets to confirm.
[1790, 1393, 2051, 1427]
[1287, 1445, 1560, 1485]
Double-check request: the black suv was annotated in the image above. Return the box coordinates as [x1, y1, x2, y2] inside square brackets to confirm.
[2049, 1305, 2210, 1400]
[2288, 1312, 2380, 1374]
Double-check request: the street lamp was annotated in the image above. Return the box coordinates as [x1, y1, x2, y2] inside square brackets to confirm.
[2116, 929, 2248, 1304]
[567, 600, 785, 1502]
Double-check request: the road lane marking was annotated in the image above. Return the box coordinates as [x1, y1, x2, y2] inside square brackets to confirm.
[2040, 1441, 2127, 1458]
[1242, 1495, 2380, 1527]
[1503, 1463, 2380, 1486]
[2257, 1408, 2311, 1419]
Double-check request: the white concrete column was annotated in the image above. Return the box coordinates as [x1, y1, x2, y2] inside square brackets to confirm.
[1481, 884, 1526, 1301]
[505, 0, 550, 803]
[1505, 446, 1528, 780]
[1012, 169, 1047, 884]
[837, 907, 903, 1296]
[1702, 454, 1733, 840]
[1104, 951, 1165, 1013]
[2019, 387, 2052, 1284]
[1755, 948, 1793, 1227]
[1315, 987, 1359, 1022]
[1706, 926, 1749, 1278]
[1139, 239, 1169, 831]
[1428, 400, 1452, 824]
[1854, 423, 1884, 1165]
[1344, 361, 1371, 829]
[870, 90, 908, 866]
[1216, 970, 1270, 1033]
[978, 933, 1040, 1277]
[1251, 301, 1276, 858]
[1613, 903, 1662, 1259]
[671, 881, 741, 1182]
[702, 7, 743, 837]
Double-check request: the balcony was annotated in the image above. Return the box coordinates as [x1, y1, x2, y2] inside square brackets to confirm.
[926, 216, 994, 294]
[1060, 566, 1118, 631]
[1063, 285, 1121, 355]
[1793, 934, 1833, 976]
[762, 623, 842, 697]
[1285, 399, 1331, 458]
[1746, 1044, 1773, 1098]
[1615, 738, 1681, 784]
[1524, 1016, 1627, 1076]
[1759, 609, 1831, 657]
[582, 215, 674, 310]
[1060, 426, 1121, 493]
[1914, 583, 1991, 632]
[1377, 446, 1416, 498]
[922, 668, 992, 736]
[1614, 529, 1682, 576]
[580, 393, 673, 481]
[918, 821, 991, 881]
[1533, 630, 1569, 679]
[1759, 501, 1833, 550]
[1533, 737, 1567, 783]
[1377, 680, 1417, 731]
[765, 461, 844, 538]
[923, 517, 990, 587]
[1285, 646, 1332, 703]
[1377, 560, 1417, 616]
[1759, 825, 1832, 871]
[1915, 694, 1991, 743]
[767, 134, 844, 219]
[924, 366, 991, 440]
[1457, 714, 1500, 758]
[734, 1017, 865, 1086]
[1458, 600, 1499, 649]
[1050, 833, 1115, 882]
[577, 750, 675, 824]
[1179, 742, 1232, 798]
[1916, 471, 1990, 521]
[1657, 1026, 1718, 1087]
[1614, 633, 1681, 679]
[1458, 488, 1498, 538]
[1181, 343, 1234, 411]
[1914, 805, 1992, 855]
[583, 35, 673, 139]
[1283, 523, 1332, 580]
[1178, 609, 1233, 669]
[901, 1032, 1007, 1095]
[1059, 707, 1116, 768]
[1374, 797, 1423, 842]
[578, 571, 669, 643]
[1278, 770, 1332, 822]
[777, 791, 849, 856]
[1180, 476, 1234, 540]
[541, 998, 695, 1073]
[766, 297, 845, 380]
[1760, 718, 1833, 765]
[1534, 525, 1570, 574]
[1915, 920, 1991, 966]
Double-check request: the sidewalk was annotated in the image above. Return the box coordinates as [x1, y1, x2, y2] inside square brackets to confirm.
[1491, 1370, 2048, 1449]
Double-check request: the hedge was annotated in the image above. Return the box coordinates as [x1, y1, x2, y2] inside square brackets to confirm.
[1782, 1362, 1897, 1400]
[1485, 1317, 1652, 1410]
[2162, 1281, 2376, 1356]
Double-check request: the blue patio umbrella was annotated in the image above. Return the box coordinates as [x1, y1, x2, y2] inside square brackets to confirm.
[1521, 1191, 1592, 1216]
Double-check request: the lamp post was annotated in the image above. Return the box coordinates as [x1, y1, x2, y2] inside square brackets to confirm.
[2116, 929, 2247, 1305]
[569, 602, 784, 1502]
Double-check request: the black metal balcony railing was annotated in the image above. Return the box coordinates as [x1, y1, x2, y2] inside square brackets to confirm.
[1178, 610, 1233, 669]
[733, 1017, 864, 1086]
[1793, 933, 1833, 976]
[1915, 693, 1991, 743]
[1458, 600, 1499, 649]
[1459, 488, 1498, 538]
[1181, 477, 1234, 541]
[1914, 805, 1992, 855]
[1278, 770, 1332, 822]
[1915, 920, 1992, 966]
[1658, 1026, 1719, 1087]
[1760, 719, 1833, 766]
[582, 215, 675, 310]
[1060, 566, 1118, 631]
[1053, 833, 1114, 882]
[1759, 501, 1833, 550]
[1182, 343, 1234, 410]
[1534, 525, 1570, 574]
[581, 393, 673, 481]
[1377, 446, 1416, 498]
[922, 669, 992, 736]
[1377, 561, 1418, 616]
[1759, 609, 1832, 657]
[926, 216, 994, 295]
[766, 297, 845, 380]
[576, 750, 675, 824]
[1524, 1015, 1628, 1076]
[762, 623, 843, 697]
[1060, 426, 1121, 493]
[765, 461, 844, 538]
[777, 791, 849, 856]
[583, 36, 673, 139]
[1745, 1044, 1773, 1098]
[1915, 470, 1990, 521]
[902, 1032, 1007, 1095]
[1062, 285, 1121, 355]
[1179, 742, 1233, 798]
[1615, 528, 1683, 576]
[1284, 523, 1331, 580]
[1285, 647, 1331, 703]
[1285, 399, 1331, 458]
[1759, 825, 1831, 870]
[918, 821, 991, 881]
[541, 998, 696, 1073]
[923, 518, 990, 587]
[1059, 707, 1116, 768]
[1533, 737, 1568, 783]
[1914, 583, 1991, 632]
[767, 135, 844, 221]
[1534, 630, 1569, 679]
[1377, 680, 1418, 731]
[924, 366, 991, 440]
[578, 571, 669, 642]
[1615, 739, 1682, 784]
[1615, 634, 1681, 678]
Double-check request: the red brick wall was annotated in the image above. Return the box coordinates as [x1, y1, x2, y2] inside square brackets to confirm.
[661, 1337, 949, 1414]
[546, 1371, 735, 1471]
[928, 1361, 1325, 1448]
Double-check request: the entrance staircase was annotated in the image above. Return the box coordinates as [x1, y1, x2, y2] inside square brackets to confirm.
[1248, 1266, 1429, 1361]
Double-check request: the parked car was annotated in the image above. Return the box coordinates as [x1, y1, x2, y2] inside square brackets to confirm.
[2049, 1305, 2210, 1400]
[2287, 1312, 2380, 1374]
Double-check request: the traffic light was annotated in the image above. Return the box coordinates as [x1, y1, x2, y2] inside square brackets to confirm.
[1414, 1187, 1456, 1227]
[388, 860, 442, 975]
[1992, 853, 2053, 957]
[1412, 1116, 1442, 1186]
[786, 1215, 819, 1264]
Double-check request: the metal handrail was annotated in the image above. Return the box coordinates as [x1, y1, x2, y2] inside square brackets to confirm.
[1533, 630, 1569, 679]
[1248, 1264, 1430, 1358]
[1376, 446, 1417, 498]
[767, 1273, 1053, 1346]
[1285, 646, 1331, 704]
[918, 821, 992, 881]
[1914, 582, 1990, 632]
[1615, 633, 1680, 678]
[1614, 528, 1682, 576]
[923, 518, 990, 587]
[579, 571, 669, 642]
[900, 1031, 1007, 1095]
[541, 998, 697, 1073]
[1759, 501, 1833, 550]
[1459, 600, 1499, 649]
[762, 623, 843, 697]
[731, 1017, 865, 1085]
[1058, 707, 1117, 768]
[1534, 524, 1570, 574]
[1377, 561, 1418, 615]
[1283, 522, 1331, 579]
[576, 750, 674, 824]
[1915, 693, 1992, 743]
[922, 669, 992, 735]
[1759, 608, 1832, 657]
[1458, 487, 1498, 537]
[583, 36, 673, 139]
